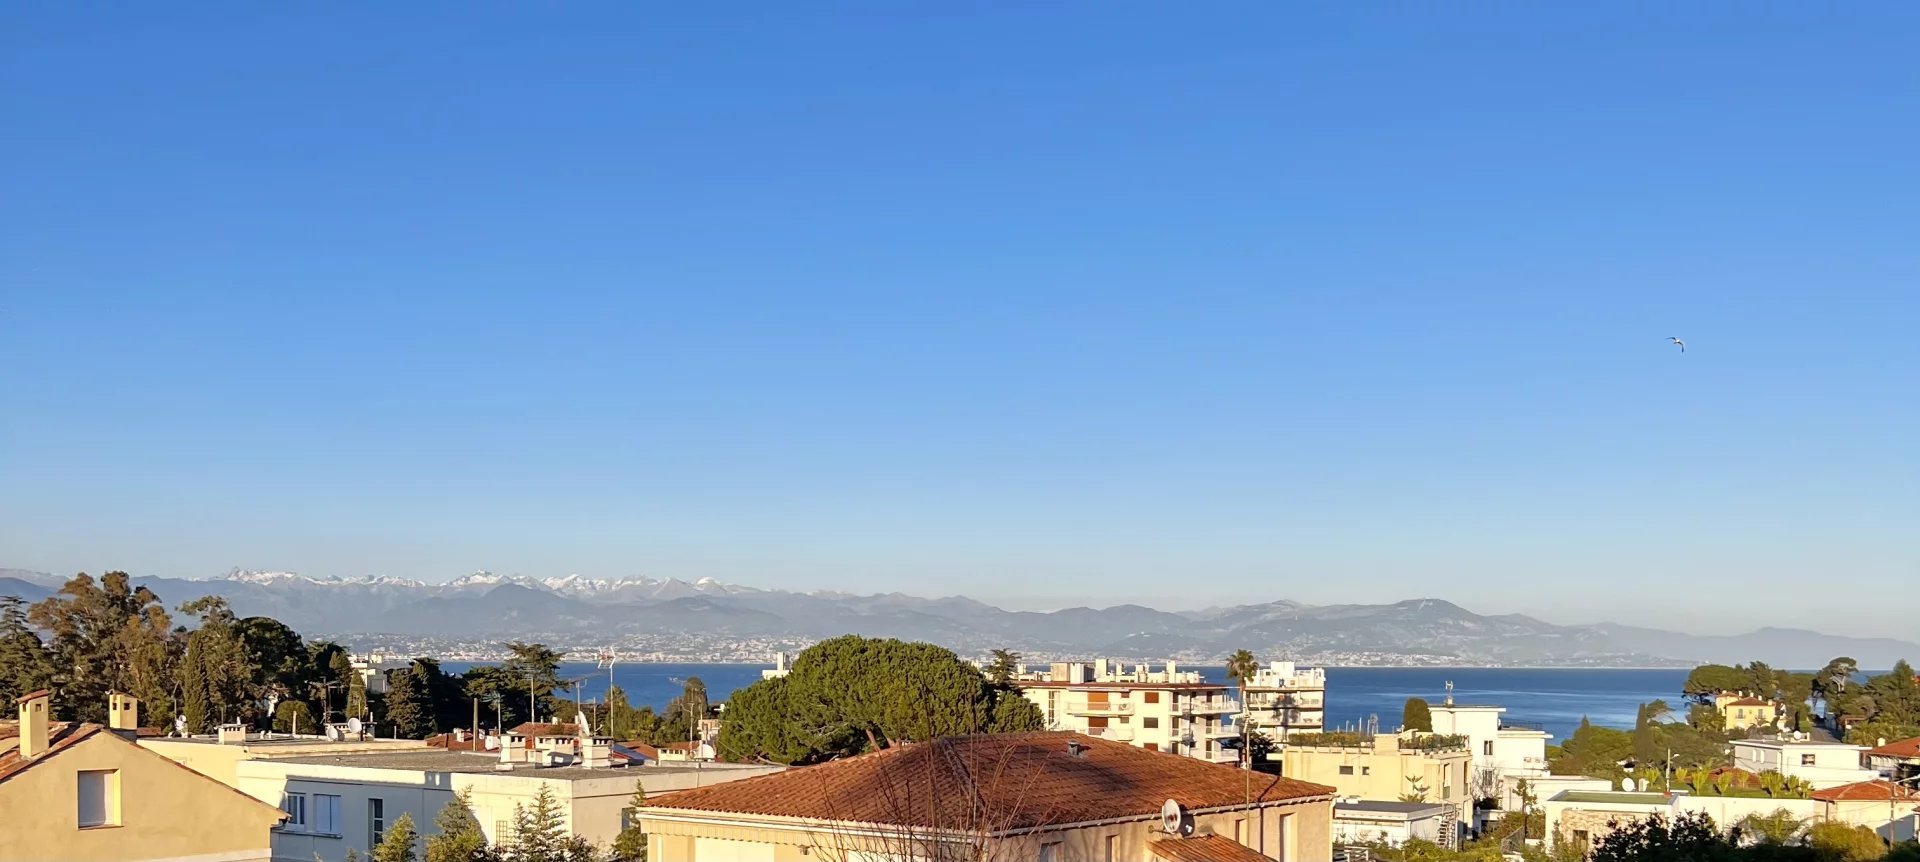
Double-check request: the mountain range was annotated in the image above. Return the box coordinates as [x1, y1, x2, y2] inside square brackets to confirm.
[3, 568, 1914, 668]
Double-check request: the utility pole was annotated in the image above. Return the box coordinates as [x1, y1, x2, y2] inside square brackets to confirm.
[471, 697, 479, 743]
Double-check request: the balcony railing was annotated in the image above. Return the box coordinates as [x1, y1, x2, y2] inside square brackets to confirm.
[1069, 701, 1134, 716]
[1088, 726, 1135, 742]
[1180, 698, 1239, 715]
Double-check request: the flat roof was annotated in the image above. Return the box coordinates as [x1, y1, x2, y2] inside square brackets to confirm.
[1732, 738, 1865, 749]
[1554, 791, 1672, 805]
[1335, 801, 1454, 816]
[268, 750, 723, 781]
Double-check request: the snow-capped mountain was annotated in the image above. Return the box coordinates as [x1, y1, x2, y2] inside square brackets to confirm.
[6, 566, 1915, 668]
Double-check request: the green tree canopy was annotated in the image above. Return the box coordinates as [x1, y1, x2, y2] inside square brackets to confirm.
[27, 572, 174, 722]
[986, 649, 1021, 685]
[715, 635, 1043, 764]
[425, 789, 494, 862]
[385, 665, 435, 739]
[1403, 697, 1433, 733]
[0, 596, 54, 706]
[371, 812, 418, 862]
[611, 783, 647, 862]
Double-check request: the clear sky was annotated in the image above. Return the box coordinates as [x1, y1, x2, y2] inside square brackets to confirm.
[3, 4, 1915, 637]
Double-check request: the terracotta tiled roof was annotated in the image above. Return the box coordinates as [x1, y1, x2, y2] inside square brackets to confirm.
[1812, 780, 1920, 803]
[1148, 834, 1275, 862]
[1721, 698, 1770, 708]
[1866, 736, 1920, 759]
[426, 732, 490, 751]
[1704, 767, 1765, 789]
[509, 722, 581, 737]
[644, 731, 1335, 832]
[0, 722, 105, 784]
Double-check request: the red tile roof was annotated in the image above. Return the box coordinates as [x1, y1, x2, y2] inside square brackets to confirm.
[1721, 697, 1770, 708]
[0, 721, 105, 784]
[1866, 736, 1920, 759]
[1, 720, 286, 822]
[1148, 834, 1275, 862]
[1812, 780, 1920, 803]
[645, 732, 1334, 832]
[509, 722, 581, 738]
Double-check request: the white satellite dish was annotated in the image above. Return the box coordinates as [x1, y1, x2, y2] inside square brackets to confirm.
[1622, 777, 1637, 792]
[347, 717, 363, 735]
[1161, 799, 1183, 834]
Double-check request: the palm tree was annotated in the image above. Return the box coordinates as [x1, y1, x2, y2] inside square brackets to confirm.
[1226, 649, 1258, 768]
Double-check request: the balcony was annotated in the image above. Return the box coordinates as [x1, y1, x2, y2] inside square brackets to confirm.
[1069, 701, 1134, 716]
[1198, 723, 1240, 738]
[1197, 748, 1241, 764]
[1088, 726, 1135, 743]
[1179, 698, 1239, 715]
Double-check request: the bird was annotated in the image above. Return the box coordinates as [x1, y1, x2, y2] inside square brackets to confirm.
[1667, 337, 1686, 353]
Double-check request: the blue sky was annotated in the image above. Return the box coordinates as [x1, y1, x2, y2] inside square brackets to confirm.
[3, 4, 1915, 636]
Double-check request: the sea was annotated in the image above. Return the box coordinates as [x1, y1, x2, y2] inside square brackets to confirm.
[443, 662, 1686, 742]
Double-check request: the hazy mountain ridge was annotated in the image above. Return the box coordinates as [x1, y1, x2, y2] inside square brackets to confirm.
[2, 568, 1913, 667]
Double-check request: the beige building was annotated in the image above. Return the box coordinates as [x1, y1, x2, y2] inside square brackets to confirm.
[1241, 661, 1327, 741]
[1, 690, 287, 862]
[1015, 660, 1241, 764]
[641, 731, 1337, 861]
[145, 710, 781, 862]
[1279, 732, 1473, 840]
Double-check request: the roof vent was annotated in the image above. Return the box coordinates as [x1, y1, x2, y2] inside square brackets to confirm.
[1066, 741, 1088, 758]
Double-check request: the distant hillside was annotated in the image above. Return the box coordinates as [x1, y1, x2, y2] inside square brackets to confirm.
[5, 567, 1915, 668]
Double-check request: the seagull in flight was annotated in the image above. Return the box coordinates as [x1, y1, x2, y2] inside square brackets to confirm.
[1667, 337, 1686, 353]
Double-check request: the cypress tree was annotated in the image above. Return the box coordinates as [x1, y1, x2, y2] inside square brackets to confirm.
[385, 668, 434, 739]
[181, 642, 211, 733]
[1402, 697, 1433, 732]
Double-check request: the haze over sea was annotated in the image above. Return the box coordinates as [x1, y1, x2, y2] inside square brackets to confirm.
[459, 663, 1689, 742]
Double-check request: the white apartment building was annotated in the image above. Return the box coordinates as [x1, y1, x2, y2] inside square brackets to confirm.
[1731, 738, 1878, 790]
[1427, 700, 1552, 824]
[238, 749, 782, 862]
[1013, 660, 1240, 764]
[1240, 661, 1327, 740]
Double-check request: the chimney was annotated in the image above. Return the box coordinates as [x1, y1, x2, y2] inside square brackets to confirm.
[583, 740, 610, 769]
[108, 691, 140, 739]
[16, 690, 51, 759]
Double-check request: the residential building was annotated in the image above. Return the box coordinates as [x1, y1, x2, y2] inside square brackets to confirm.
[1731, 738, 1877, 790]
[639, 731, 1337, 861]
[1812, 780, 1920, 843]
[1542, 790, 1677, 856]
[1278, 731, 1473, 841]
[238, 748, 782, 861]
[1865, 736, 1920, 780]
[762, 651, 791, 680]
[1241, 661, 1328, 741]
[1714, 693, 1781, 731]
[1427, 699, 1552, 824]
[1, 690, 287, 862]
[1332, 800, 1458, 847]
[1014, 659, 1241, 764]
[1544, 781, 1920, 850]
[143, 728, 441, 787]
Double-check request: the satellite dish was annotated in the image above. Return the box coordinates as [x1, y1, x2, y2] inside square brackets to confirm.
[1161, 799, 1183, 834]
[1622, 778, 1637, 792]
[347, 717, 363, 735]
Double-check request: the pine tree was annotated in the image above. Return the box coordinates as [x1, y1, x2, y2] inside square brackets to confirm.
[0, 597, 54, 704]
[345, 660, 369, 721]
[385, 667, 434, 739]
[611, 783, 647, 862]
[181, 641, 211, 733]
[426, 789, 494, 862]
[507, 786, 568, 862]
[371, 812, 418, 862]
[604, 685, 633, 740]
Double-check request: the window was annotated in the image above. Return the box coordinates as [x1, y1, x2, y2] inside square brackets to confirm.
[1144, 743, 1158, 751]
[1361, 766, 1371, 775]
[621, 807, 636, 832]
[369, 798, 386, 847]
[1339, 765, 1354, 775]
[1574, 829, 1591, 849]
[1144, 717, 1159, 729]
[280, 792, 308, 832]
[1801, 754, 1817, 766]
[1104, 834, 1118, 861]
[77, 770, 118, 828]
[1144, 692, 1160, 704]
[1038, 840, 1062, 862]
[313, 794, 342, 836]
[496, 820, 517, 846]
[1088, 716, 1109, 730]
[1233, 818, 1246, 843]
[1484, 741, 1494, 756]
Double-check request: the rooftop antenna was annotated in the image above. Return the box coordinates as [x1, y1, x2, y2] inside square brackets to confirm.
[597, 647, 617, 700]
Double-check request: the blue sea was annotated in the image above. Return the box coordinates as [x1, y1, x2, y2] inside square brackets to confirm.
[445, 662, 1686, 742]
